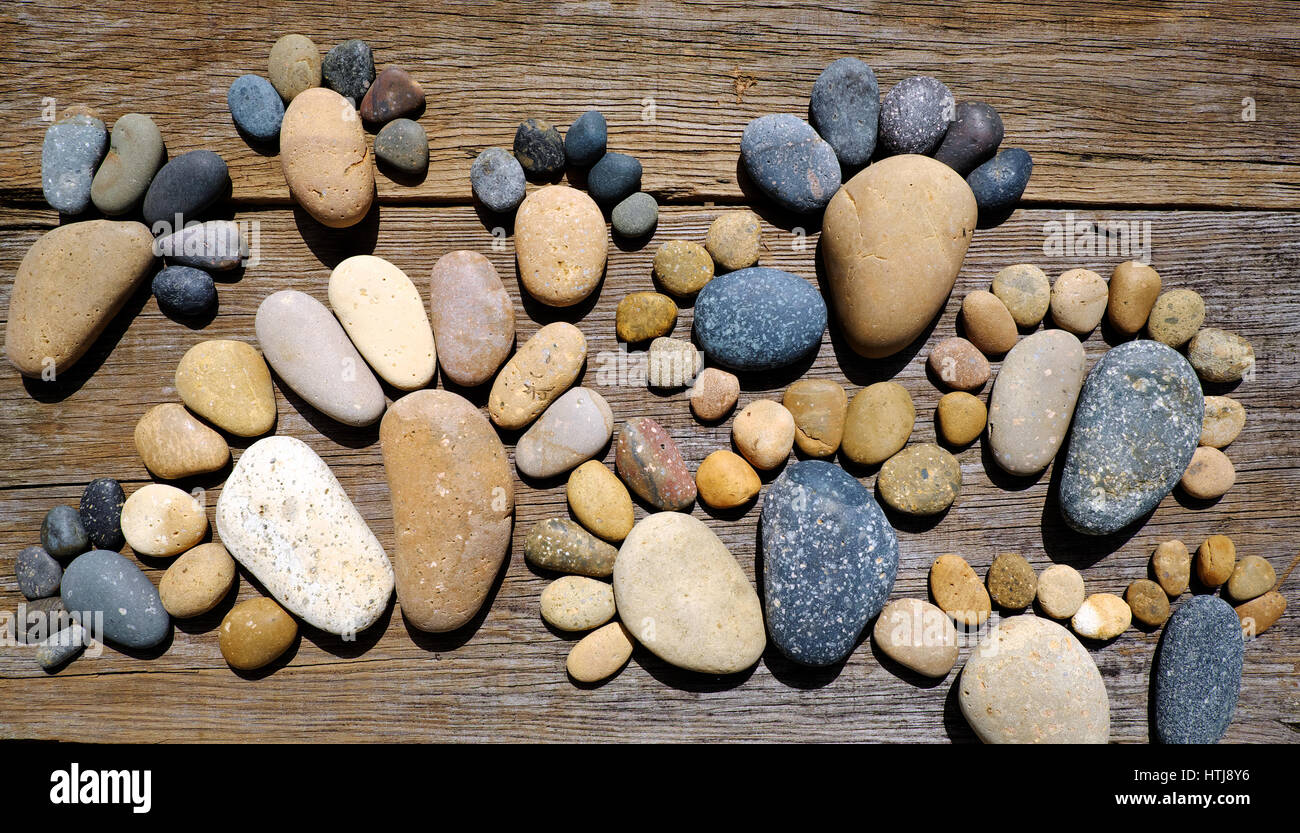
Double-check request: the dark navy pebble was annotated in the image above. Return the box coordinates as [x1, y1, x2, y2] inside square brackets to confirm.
[740, 114, 841, 214]
[142, 149, 230, 230]
[322, 39, 375, 104]
[42, 111, 108, 214]
[1154, 595, 1243, 744]
[61, 549, 170, 650]
[1060, 340, 1203, 535]
[16, 545, 62, 600]
[967, 148, 1033, 212]
[40, 505, 89, 560]
[693, 267, 827, 371]
[761, 460, 899, 666]
[587, 152, 642, 205]
[470, 147, 527, 213]
[934, 101, 1004, 176]
[374, 118, 429, 176]
[227, 75, 285, 143]
[610, 191, 658, 238]
[80, 477, 125, 551]
[36, 624, 86, 670]
[153, 265, 217, 318]
[513, 119, 565, 178]
[564, 110, 607, 167]
[809, 57, 879, 168]
[878, 76, 953, 155]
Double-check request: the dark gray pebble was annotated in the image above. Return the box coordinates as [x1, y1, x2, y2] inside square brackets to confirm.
[61, 549, 169, 650]
[80, 477, 125, 550]
[878, 76, 954, 155]
[934, 101, 1004, 176]
[142, 149, 230, 231]
[809, 57, 879, 167]
[36, 624, 86, 671]
[565, 110, 607, 167]
[16, 545, 62, 600]
[1154, 595, 1243, 744]
[693, 267, 827, 371]
[153, 265, 216, 318]
[374, 118, 429, 176]
[740, 114, 841, 214]
[967, 148, 1033, 211]
[587, 152, 642, 205]
[40, 505, 89, 560]
[20, 596, 73, 643]
[470, 147, 527, 213]
[513, 119, 565, 178]
[610, 191, 658, 238]
[227, 75, 285, 143]
[322, 39, 375, 104]
[41, 111, 108, 214]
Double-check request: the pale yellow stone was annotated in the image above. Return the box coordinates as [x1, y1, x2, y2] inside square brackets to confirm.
[328, 255, 436, 390]
[120, 483, 208, 558]
[488, 322, 587, 429]
[280, 87, 374, 228]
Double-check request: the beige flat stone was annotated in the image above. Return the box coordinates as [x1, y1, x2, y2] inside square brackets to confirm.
[174, 340, 277, 437]
[120, 483, 208, 557]
[872, 598, 959, 678]
[328, 255, 436, 390]
[134, 403, 229, 480]
[567, 621, 635, 683]
[515, 185, 607, 307]
[159, 543, 236, 618]
[541, 576, 616, 632]
[566, 461, 635, 543]
[488, 322, 587, 429]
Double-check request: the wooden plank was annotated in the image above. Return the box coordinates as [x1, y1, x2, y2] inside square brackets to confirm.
[0, 0, 1298, 209]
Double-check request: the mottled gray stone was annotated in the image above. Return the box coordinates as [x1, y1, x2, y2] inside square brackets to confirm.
[610, 191, 657, 237]
[227, 75, 285, 142]
[878, 76, 953, 155]
[373, 118, 429, 175]
[1154, 595, 1243, 744]
[513, 118, 565, 177]
[693, 267, 827, 371]
[42, 111, 108, 214]
[61, 549, 169, 650]
[153, 220, 246, 270]
[967, 148, 1033, 212]
[322, 39, 375, 104]
[16, 545, 62, 600]
[36, 624, 86, 670]
[740, 114, 840, 213]
[587, 152, 641, 205]
[809, 57, 879, 167]
[80, 478, 125, 551]
[40, 505, 89, 560]
[470, 147, 526, 213]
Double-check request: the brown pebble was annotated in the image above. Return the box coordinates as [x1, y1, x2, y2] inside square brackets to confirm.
[1106, 261, 1161, 335]
[929, 554, 990, 627]
[615, 292, 678, 342]
[986, 552, 1037, 610]
[878, 443, 961, 516]
[1227, 555, 1276, 603]
[1179, 446, 1235, 500]
[705, 210, 761, 271]
[782, 378, 847, 457]
[1125, 578, 1170, 626]
[1146, 288, 1205, 348]
[689, 367, 740, 421]
[566, 621, 635, 683]
[1236, 591, 1286, 638]
[219, 597, 297, 671]
[134, 403, 230, 480]
[695, 450, 761, 509]
[936, 391, 987, 447]
[841, 381, 915, 466]
[1188, 327, 1255, 384]
[159, 543, 236, 619]
[1195, 534, 1236, 588]
[1151, 539, 1190, 597]
[1200, 396, 1246, 448]
[652, 240, 714, 297]
[566, 461, 635, 543]
[960, 290, 1018, 355]
[732, 399, 795, 470]
[927, 336, 990, 391]
[359, 66, 425, 123]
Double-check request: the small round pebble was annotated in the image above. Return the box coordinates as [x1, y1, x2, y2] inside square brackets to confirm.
[587, 152, 642, 205]
[566, 621, 634, 683]
[159, 543, 236, 618]
[967, 148, 1033, 211]
[1179, 446, 1235, 499]
[872, 598, 959, 678]
[991, 264, 1051, 328]
[936, 391, 986, 446]
[933, 101, 1003, 176]
[1147, 289, 1205, 347]
[470, 147, 526, 213]
[986, 552, 1036, 610]
[1073, 593, 1131, 640]
[615, 292, 677, 342]
[783, 378, 848, 457]
[689, 367, 740, 421]
[1188, 328, 1254, 383]
[841, 381, 915, 466]
[1227, 555, 1275, 603]
[541, 575, 616, 632]
[227, 75, 285, 142]
[653, 240, 715, 297]
[564, 110, 607, 167]
[1107, 261, 1161, 335]
[695, 450, 761, 509]
[647, 337, 701, 388]
[1037, 564, 1086, 619]
[1125, 578, 1171, 626]
[1152, 539, 1190, 597]
[928, 337, 990, 391]
[929, 554, 991, 627]
[80, 478, 125, 550]
[16, 545, 62, 600]
[610, 191, 658, 237]
[1201, 396, 1246, 448]
[268, 34, 321, 102]
[878, 75, 953, 155]
[120, 483, 207, 558]
[153, 265, 216, 318]
[322, 39, 374, 104]
[373, 118, 429, 176]
[220, 597, 297, 671]
[513, 119, 565, 178]
[1196, 534, 1236, 588]
[879, 443, 960, 515]
[705, 210, 761, 272]
[1050, 268, 1108, 336]
[566, 461, 635, 543]
[41, 505, 89, 560]
[732, 400, 796, 470]
[961, 290, 1018, 355]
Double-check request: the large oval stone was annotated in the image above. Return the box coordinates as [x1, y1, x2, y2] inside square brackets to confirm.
[516, 387, 614, 479]
[821, 155, 977, 358]
[761, 460, 898, 666]
[693, 267, 827, 371]
[1154, 595, 1243, 744]
[987, 329, 1087, 476]
[215, 436, 394, 635]
[515, 185, 607, 307]
[328, 255, 436, 391]
[380, 390, 514, 632]
[1060, 340, 1203, 535]
[280, 87, 375, 228]
[428, 251, 515, 387]
[61, 549, 169, 650]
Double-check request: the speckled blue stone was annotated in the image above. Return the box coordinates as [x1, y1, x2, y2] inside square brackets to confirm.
[80, 478, 125, 551]
[470, 147, 526, 213]
[761, 460, 898, 666]
[1154, 595, 1243, 744]
[587, 152, 641, 205]
[227, 75, 284, 143]
[809, 57, 879, 168]
[565, 110, 607, 167]
[740, 114, 841, 214]
[967, 148, 1032, 211]
[61, 549, 169, 650]
[153, 265, 216, 318]
[41, 113, 108, 214]
[1060, 340, 1203, 535]
[693, 267, 827, 371]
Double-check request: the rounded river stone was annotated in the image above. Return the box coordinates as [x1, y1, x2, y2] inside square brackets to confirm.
[153, 219, 245, 271]
[91, 112, 166, 215]
[878, 443, 961, 516]
[359, 67, 424, 123]
[587, 152, 642, 206]
[80, 477, 126, 551]
[987, 329, 1086, 476]
[516, 387, 614, 479]
[809, 57, 879, 168]
[153, 265, 216, 318]
[878, 76, 953, 155]
[281, 87, 375, 228]
[488, 321, 587, 429]
[611, 191, 658, 238]
[61, 549, 169, 650]
[16, 546, 62, 600]
[142, 150, 229, 230]
[933, 101, 1003, 176]
[42, 108, 107, 214]
[693, 267, 827, 371]
[41, 505, 89, 560]
[470, 147, 527, 213]
[328, 255, 436, 390]
[428, 250, 515, 386]
[614, 417, 696, 511]
[373, 118, 429, 176]
[268, 34, 321, 102]
[513, 118, 565, 177]
[322, 39, 375, 104]
[740, 113, 840, 213]
[564, 109, 607, 167]
[227, 75, 285, 142]
[524, 518, 618, 578]
[1154, 595, 1243, 744]
[514, 185, 607, 307]
[967, 148, 1033, 212]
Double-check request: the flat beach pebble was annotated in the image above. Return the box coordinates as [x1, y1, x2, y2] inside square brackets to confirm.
[120, 483, 207, 558]
[732, 399, 795, 470]
[1107, 261, 1162, 335]
[470, 147, 527, 213]
[783, 378, 847, 457]
[646, 336, 701, 388]
[587, 152, 642, 205]
[564, 110, 607, 167]
[654, 240, 715, 296]
[42, 107, 107, 214]
[514, 185, 607, 307]
[689, 367, 740, 421]
[809, 57, 879, 167]
[220, 597, 297, 671]
[567, 621, 634, 683]
[1196, 535, 1236, 588]
[695, 450, 761, 509]
[134, 402, 229, 480]
[19, 597, 72, 643]
[841, 381, 915, 466]
[928, 337, 990, 391]
[41, 505, 90, 560]
[154, 220, 245, 271]
[1037, 564, 1086, 619]
[1227, 555, 1275, 603]
[142, 150, 229, 230]
[990, 264, 1051, 328]
[152, 265, 216, 318]
[373, 118, 429, 176]
[986, 552, 1036, 610]
[16, 546, 62, 600]
[61, 549, 169, 650]
[986, 329, 1086, 476]
[540, 576, 616, 632]
[934, 101, 1003, 176]
[1049, 268, 1108, 336]
[36, 625, 86, 671]
[878, 443, 961, 516]
[872, 598, 959, 678]
[966, 148, 1033, 211]
[227, 75, 285, 142]
[1200, 396, 1246, 448]
[936, 391, 986, 447]
[280, 87, 375, 228]
[322, 39, 374, 104]
[1236, 591, 1286, 637]
[740, 113, 840, 213]
[1071, 593, 1132, 640]
[693, 267, 826, 371]
[268, 34, 321, 102]
[175, 340, 276, 437]
[427, 250, 515, 386]
[960, 290, 1018, 355]
[1187, 327, 1255, 383]
[158, 543, 236, 618]
[80, 478, 126, 551]
[1147, 289, 1205, 347]
[567, 461, 635, 543]
[488, 321, 587, 429]
[515, 387, 614, 479]
[614, 417, 696, 511]
[1152, 540, 1191, 597]
[328, 255, 436, 390]
[1126, 578, 1171, 627]
[512, 118, 565, 177]
[1179, 446, 1235, 499]
[929, 554, 990, 627]
[878, 76, 953, 155]
[615, 291, 677, 343]
[1154, 595, 1243, 744]
[611, 191, 658, 238]
[524, 518, 618, 578]
[91, 112, 166, 215]
[704, 211, 761, 272]
[360, 66, 424, 123]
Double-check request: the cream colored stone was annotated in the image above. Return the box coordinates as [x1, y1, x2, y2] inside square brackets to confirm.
[328, 255, 436, 390]
[515, 185, 607, 307]
[566, 621, 635, 683]
[1200, 396, 1246, 448]
[873, 598, 959, 678]
[1072, 593, 1131, 640]
[540, 576, 616, 632]
[121, 483, 208, 557]
[732, 400, 795, 470]
[134, 403, 229, 480]
[488, 322, 587, 429]
[1037, 564, 1086, 619]
[1050, 269, 1108, 335]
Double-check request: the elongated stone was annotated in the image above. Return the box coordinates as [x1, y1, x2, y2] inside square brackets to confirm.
[42, 107, 107, 214]
[614, 417, 696, 511]
[61, 549, 169, 650]
[91, 113, 165, 215]
[987, 329, 1087, 476]
[488, 322, 586, 429]
[153, 220, 246, 271]
[328, 255, 436, 390]
[428, 250, 515, 387]
[524, 518, 618, 578]
[1154, 595, 1243, 744]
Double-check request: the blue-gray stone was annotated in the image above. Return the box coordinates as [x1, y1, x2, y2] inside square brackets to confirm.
[153, 265, 216, 318]
[967, 148, 1032, 212]
[1060, 340, 1203, 535]
[587, 152, 642, 205]
[693, 267, 827, 371]
[565, 109, 607, 167]
[142, 149, 229, 230]
[934, 101, 1004, 176]
[61, 549, 169, 650]
[40, 505, 89, 560]
[36, 624, 86, 670]
[610, 191, 657, 237]
[373, 118, 429, 175]
[322, 39, 375, 104]
[80, 478, 125, 551]
[761, 460, 898, 666]
[470, 147, 526, 213]
[513, 119, 565, 178]
[1154, 595, 1243, 744]
[809, 57, 879, 168]
[878, 76, 953, 155]
[740, 114, 841, 214]
[41, 111, 108, 214]
[227, 75, 285, 143]
[16, 545, 62, 600]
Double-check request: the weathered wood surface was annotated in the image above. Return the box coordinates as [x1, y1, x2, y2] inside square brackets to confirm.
[1, 1, 1299, 743]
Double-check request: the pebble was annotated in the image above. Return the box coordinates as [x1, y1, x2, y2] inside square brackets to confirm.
[515, 387, 614, 479]
[540, 576, 616, 632]
[822, 154, 976, 358]
[732, 400, 795, 470]
[611, 191, 658, 237]
[840, 382, 915, 466]
[647, 336, 702, 388]
[879, 443, 961, 516]
[41, 107, 107, 214]
[36, 624, 86, 670]
[227, 75, 285, 142]
[783, 379, 847, 457]
[515, 185, 607, 307]
[470, 147, 527, 213]
[328, 255, 436, 390]
[61, 549, 169, 649]
[689, 367, 740, 421]
[268, 34, 321, 101]
[134, 403, 230, 480]
[120, 483, 207, 558]
[564, 110, 607, 167]
[154, 220, 245, 271]
[1196, 534, 1236, 588]
[567, 461, 635, 542]
[1236, 591, 1286, 637]
[488, 321, 587, 429]
[704, 211, 761, 272]
[929, 554, 990, 627]
[1059, 340, 1203, 535]
[91, 112, 166, 214]
[933, 101, 1003, 175]
[16, 546, 62, 600]
[19, 597, 73, 644]
[614, 417, 697, 511]
[960, 290, 1018, 355]
[281, 87, 375, 228]
[1179, 446, 1235, 499]
[80, 478, 126, 551]
[872, 598, 959, 678]
[693, 267, 827, 371]
[373, 118, 429, 176]
[524, 518, 618, 578]
[158, 543, 236, 618]
[1072, 593, 1131, 640]
[653, 239, 715, 296]
[1227, 555, 1275, 603]
[986, 329, 1086, 476]
[215, 435, 394, 635]
[1152, 540, 1191, 596]
[614, 513, 765, 674]
[4, 220, 156, 378]
[322, 39, 374, 104]
[142, 150, 229, 230]
[1107, 261, 1161, 335]
[1154, 595, 1243, 744]
[219, 597, 297, 671]
[175, 340, 277, 437]
[512, 118, 565, 177]
[740, 113, 840, 213]
[809, 57, 879, 167]
[1049, 268, 1108, 335]
[991, 263, 1051, 327]
[427, 250, 515, 386]
[41, 505, 90, 560]
[927, 337, 990, 391]
[959, 615, 1109, 743]
[1188, 327, 1255, 383]
[587, 152, 642, 205]
[878, 76, 953, 155]
[1037, 564, 1086, 619]
[966, 148, 1033, 211]
[1126, 579, 1171, 627]
[695, 450, 761, 509]
[936, 391, 986, 446]
[359, 66, 424, 123]
[986, 552, 1036, 610]
[152, 266, 216, 319]
[566, 621, 634, 683]
[1147, 289, 1205, 347]
[616, 292, 677, 342]
[1200, 396, 1246, 448]
[762, 460, 899, 665]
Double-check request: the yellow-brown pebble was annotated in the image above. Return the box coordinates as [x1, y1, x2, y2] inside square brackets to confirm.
[841, 381, 915, 466]
[1195, 534, 1236, 587]
[175, 340, 276, 437]
[219, 597, 298, 671]
[990, 263, 1050, 328]
[705, 210, 762, 271]
[653, 240, 715, 297]
[540, 576, 616, 632]
[1152, 539, 1190, 596]
[615, 292, 678, 342]
[280, 87, 374, 228]
[1236, 591, 1286, 637]
[1107, 261, 1161, 335]
[1200, 396, 1246, 448]
[696, 450, 761, 509]
[1227, 555, 1276, 603]
[1179, 446, 1235, 499]
[782, 379, 847, 457]
[732, 399, 795, 470]
[489, 322, 587, 429]
[960, 290, 1018, 355]
[985, 552, 1036, 610]
[159, 543, 236, 618]
[514, 185, 608, 307]
[689, 367, 740, 421]
[134, 403, 230, 480]
[1072, 593, 1131, 640]
[268, 34, 321, 102]
[120, 483, 207, 557]
[936, 391, 987, 446]
[566, 461, 635, 543]
[1050, 268, 1108, 335]
[1146, 288, 1205, 347]
[1125, 579, 1170, 627]
[929, 554, 990, 627]
[566, 621, 635, 683]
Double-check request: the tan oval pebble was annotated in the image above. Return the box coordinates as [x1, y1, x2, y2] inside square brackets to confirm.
[1196, 534, 1236, 588]
[1152, 540, 1190, 596]
[134, 403, 229, 480]
[219, 597, 298, 671]
[515, 185, 607, 307]
[268, 34, 321, 101]
[929, 554, 990, 627]
[328, 255, 436, 390]
[961, 290, 1018, 355]
[1050, 268, 1108, 335]
[175, 340, 276, 437]
[1037, 564, 1086, 619]
[567, 461, 635, 543]
[986, 329, 1086, 476]
[120, 483, 207, 557]
[540, 576, 616, 632]
[705, 210, 761, 271]
[986, 552, 1037, 610]
[1200, 396, 1246, 448]
[1227, 555, 1276, 603]
[732, 399, 795, 470]
[616, 292, 678, 342]
[1187, 328, 1255, 383]
[1072, 593, 1131, 640]
[872, 598, 959, 678]
[1125, 579, 1170, 627]
[1179, 446, 1235, 499]
[936, 391, 986, 447]
[1107, 261, 1161, 335]
[841, 381, 915, 466]
[927, 336, 990, 391]
[689, 367, 740, 421]
[991, 264, 1050, 328]
[653, 240, 715, 297]
[566, 621, 635, 683]
[647, 336, 702, 389]
[159, 543, 236, 618]
[280, 87, 374, 228]
[695, 450, 761, 509]
[1146, 289, 1205, 347]
[878, 443, 961, 516]
[428, 250, 515, 387]
[782, 379, 847, 457]
[1236, 591, 1286, 638]
[489, 322, 587, 429]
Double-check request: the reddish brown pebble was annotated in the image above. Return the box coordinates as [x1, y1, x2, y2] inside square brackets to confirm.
[1236, 591, 1286, 637]
[689, 367, 739, 421]
[614, 417, 697, 511]
[928, 336, 991, 391]
[960, 290, 1018, 356]
[1195, 534, 1235, 588]
[359, 67, 425, 123]
[1125, 578, 1170, 626]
